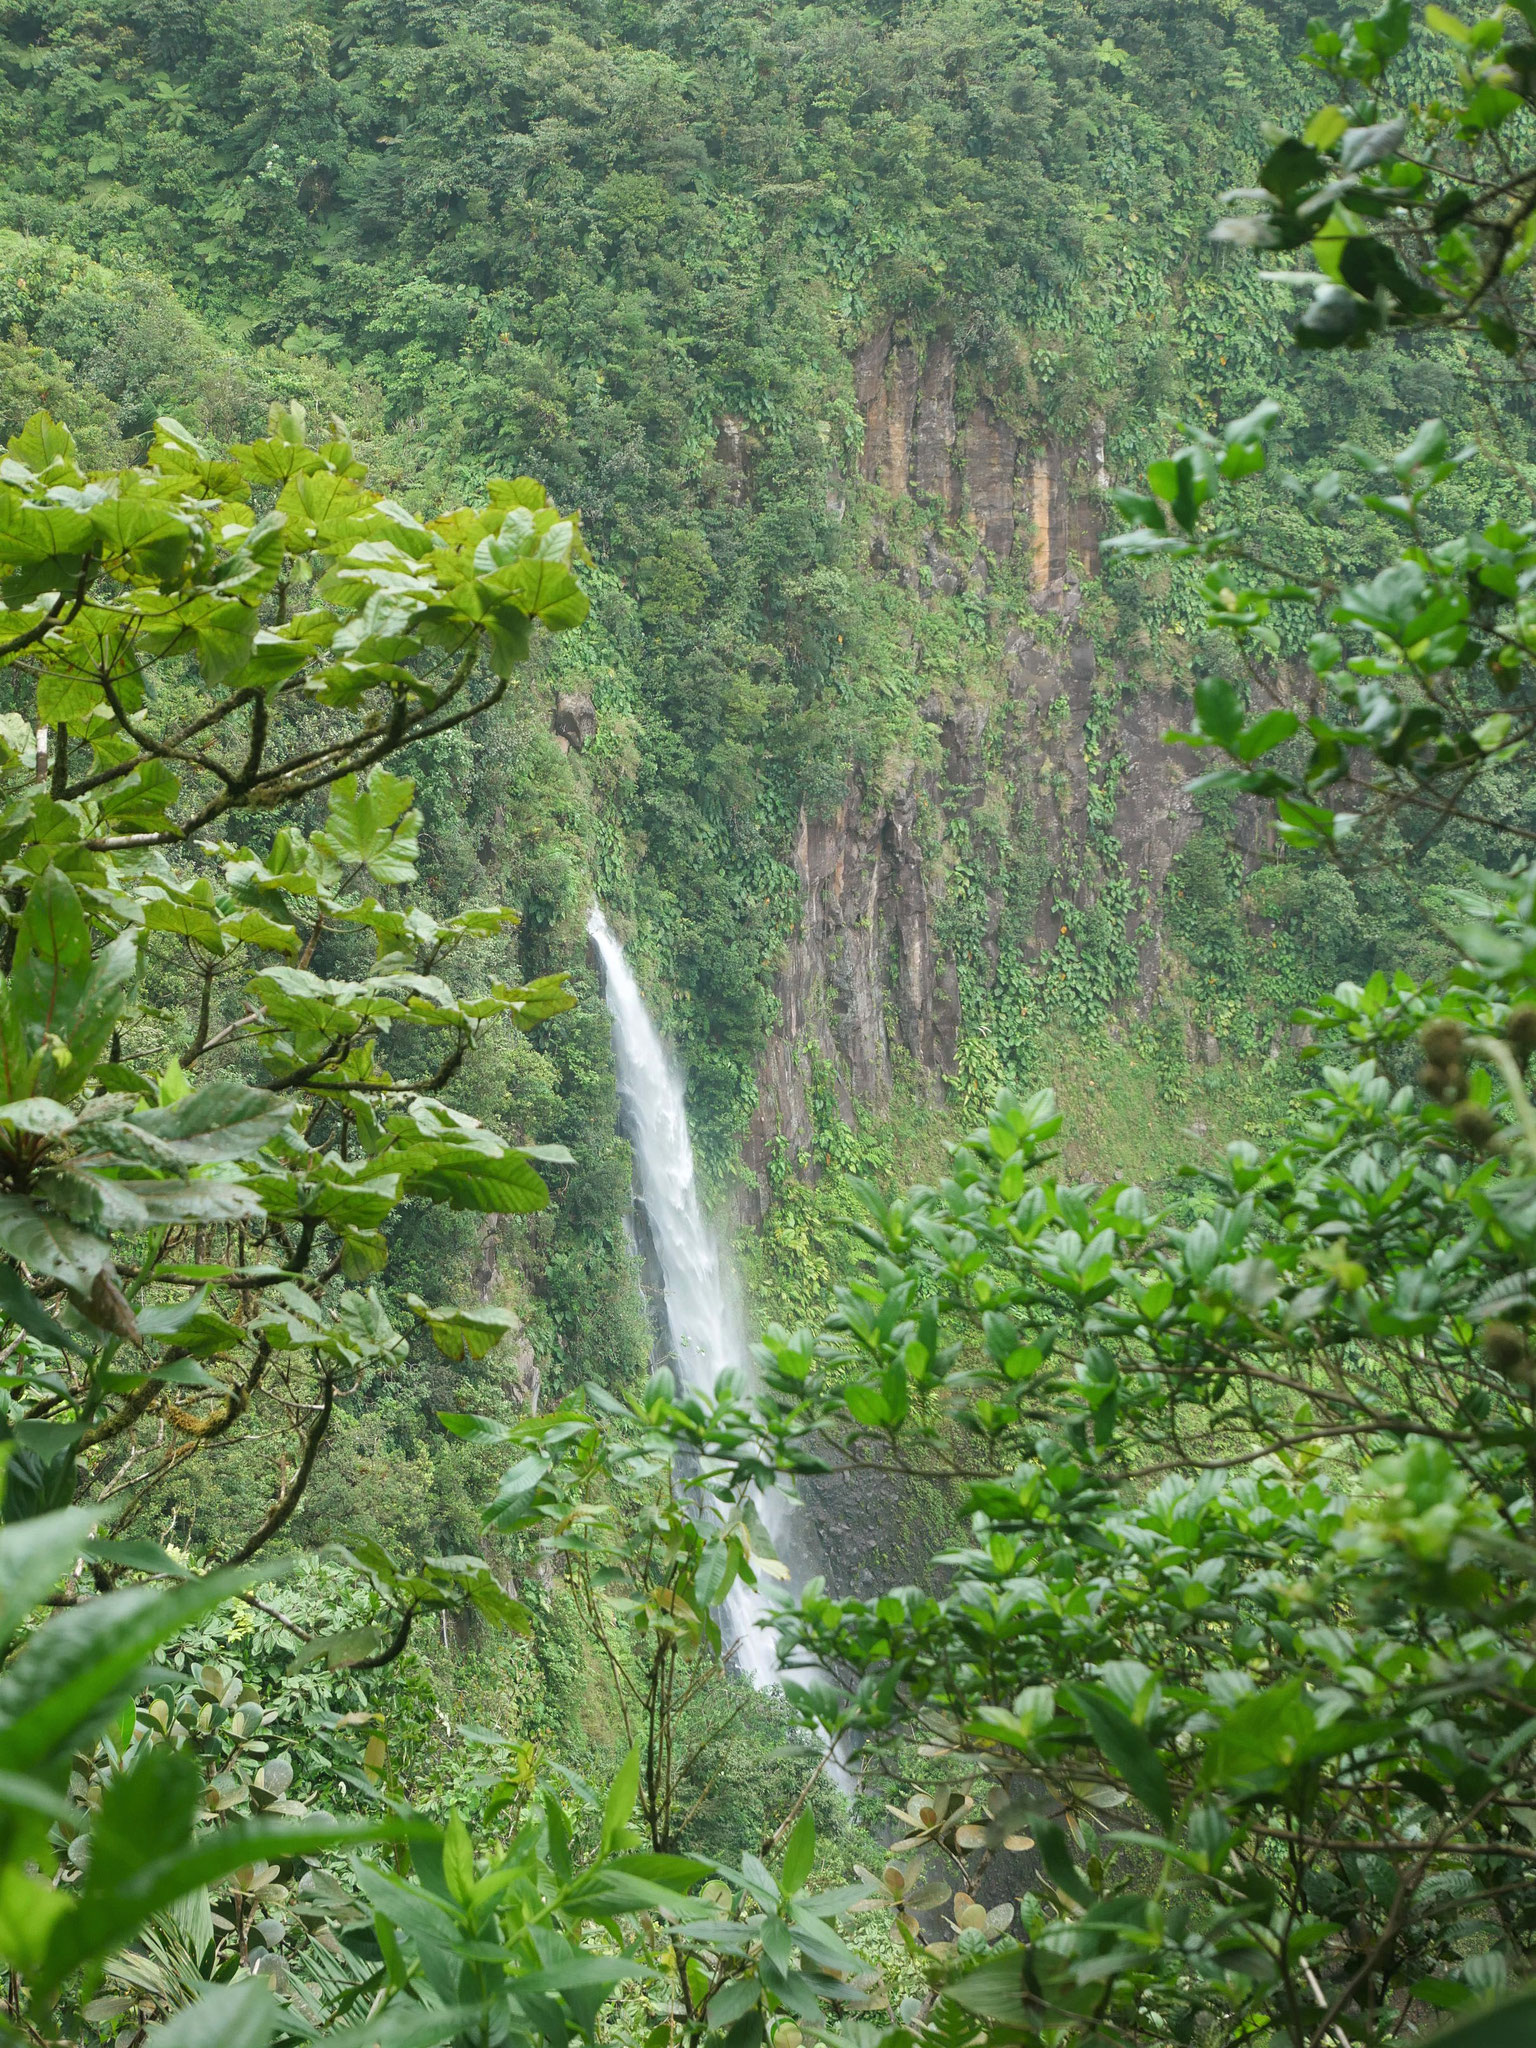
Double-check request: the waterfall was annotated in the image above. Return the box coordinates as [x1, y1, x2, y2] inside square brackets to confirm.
[586, 906, 845, 1753]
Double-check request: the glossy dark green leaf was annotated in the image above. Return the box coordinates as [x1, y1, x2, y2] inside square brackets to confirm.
[0, 1506, 98, 1651]
[0, 1261, 92, 1358]
[780, 1807, 815, 1895]
[1063, 1684, 1173, 1830]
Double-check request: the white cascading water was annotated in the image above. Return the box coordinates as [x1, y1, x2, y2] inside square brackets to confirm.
[587, 903, 784, 1684]
[587, 906, 852, 1801]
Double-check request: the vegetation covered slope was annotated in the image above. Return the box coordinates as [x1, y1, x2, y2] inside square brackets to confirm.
[6, 0, 1533, 1550]
[0, 0, 1429, 1173]
[9, 0, 1536, 2038]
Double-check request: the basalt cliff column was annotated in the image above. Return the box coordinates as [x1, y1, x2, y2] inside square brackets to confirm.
[737, 326, 1194, 1224]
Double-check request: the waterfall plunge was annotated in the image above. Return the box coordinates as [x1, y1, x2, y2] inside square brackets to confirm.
[586, 905, 838, 1728]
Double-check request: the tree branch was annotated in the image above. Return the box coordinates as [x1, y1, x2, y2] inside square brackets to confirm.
[223, 1374, 333, 1565]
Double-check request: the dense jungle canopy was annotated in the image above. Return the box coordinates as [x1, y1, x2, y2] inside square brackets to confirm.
[6, 0, 1536, 2042]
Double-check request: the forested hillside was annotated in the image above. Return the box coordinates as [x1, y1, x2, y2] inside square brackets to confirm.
[0, 0, 1490, 1142]
[8, 0, 1536, 2037]
[0, 0, 1523, 1727]
[4, 0, 1524, 1378]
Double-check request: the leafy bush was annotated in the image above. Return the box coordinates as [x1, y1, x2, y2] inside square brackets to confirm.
[0, 401, 891, 2048]
[0, 403, 588, 1582]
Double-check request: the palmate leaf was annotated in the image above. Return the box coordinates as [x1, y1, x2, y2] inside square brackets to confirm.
[311, 766, 421, 886]
[87, 491, 198, 582]
[36, 668, 106, 723]
[6, 409, 79, 478]
[406, 1295, 520, 1360]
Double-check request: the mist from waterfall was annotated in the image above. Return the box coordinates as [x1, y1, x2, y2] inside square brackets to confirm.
[585, 903, 817, 1701]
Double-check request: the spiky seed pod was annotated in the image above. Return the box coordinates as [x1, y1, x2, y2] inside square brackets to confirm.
[1506, 1006, 1536, 1065]
[1452, 1101, 1500, 1148]
[1421, 1017, 1466, 1066]
[1483, 1321, 1529, 1376]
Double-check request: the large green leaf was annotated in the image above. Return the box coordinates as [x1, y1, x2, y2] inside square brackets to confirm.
[407, 1147, 549, 1214]
[60, 933, 140, 1086]
[33, 1168, 260, 1233]
[482, 1452, 553, 1530]
[2, 1422, 82, 1524]
[0, 1261, 93, 1358]
[601, 1742, 641, 1853]
[0, 916, 136, 1105]
[351, 1860, 463, 2004]
[9, 867, 91, 1051]
[0, 1566, 265, 1774]
[436, 1412, 514, 1445]
[1423, 1985, 1536, 2046]
[0, 1192, 112, 1294]
[567, 1860, 715, 1923]
[143, 1980, 280, 2048]
[132, 1081, 295, 1163]
[780, 1807, 815, 1895]
[0, 1506, 98, 1653]
[0, 1097, 78, 1139]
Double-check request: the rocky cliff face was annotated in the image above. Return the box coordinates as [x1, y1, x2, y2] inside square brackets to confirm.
[736, 325, 1197, 1221]
[852, 323, 1105, 581]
